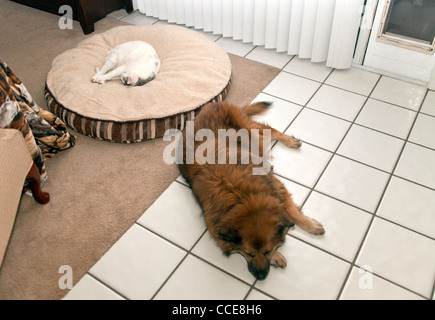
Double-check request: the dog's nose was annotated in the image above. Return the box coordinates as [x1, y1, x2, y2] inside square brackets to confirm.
[248, 261, 270, 280]
[253, 268, 269, 281]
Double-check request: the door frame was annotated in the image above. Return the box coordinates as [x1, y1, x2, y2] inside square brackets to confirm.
[353, 0, 435, 87]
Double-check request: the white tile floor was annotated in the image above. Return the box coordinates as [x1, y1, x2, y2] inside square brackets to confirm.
[64, 10, 435, 300]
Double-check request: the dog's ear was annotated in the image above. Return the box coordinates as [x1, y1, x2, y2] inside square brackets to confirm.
[218, 227, 242, 244]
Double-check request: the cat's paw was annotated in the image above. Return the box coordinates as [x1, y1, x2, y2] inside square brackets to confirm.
[92, 75, 106, 84]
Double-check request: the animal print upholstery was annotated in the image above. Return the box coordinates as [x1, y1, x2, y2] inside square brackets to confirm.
[0, 58, 75, 187]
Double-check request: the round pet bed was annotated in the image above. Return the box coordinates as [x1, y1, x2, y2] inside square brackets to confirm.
[45, 24, 232, 143]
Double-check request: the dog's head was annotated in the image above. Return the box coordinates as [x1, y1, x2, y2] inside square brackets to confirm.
[216, 194, 293, 280]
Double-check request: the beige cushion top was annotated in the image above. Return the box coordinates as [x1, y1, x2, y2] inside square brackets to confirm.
[46, 25, 232, 122]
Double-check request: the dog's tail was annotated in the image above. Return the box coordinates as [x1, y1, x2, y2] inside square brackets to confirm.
[241, 101, 272, 117]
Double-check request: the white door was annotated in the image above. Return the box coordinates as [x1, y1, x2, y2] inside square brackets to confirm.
[361, 0, 435, 86]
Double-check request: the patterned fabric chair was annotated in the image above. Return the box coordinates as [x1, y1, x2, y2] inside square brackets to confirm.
[0, 58, 76, 266]
[0, 58, 76, 188]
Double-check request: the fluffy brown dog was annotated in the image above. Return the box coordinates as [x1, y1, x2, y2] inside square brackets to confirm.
[178, 101, 325, 280]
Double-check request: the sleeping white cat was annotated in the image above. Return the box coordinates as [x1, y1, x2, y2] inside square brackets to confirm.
[92, 40, 160, 86]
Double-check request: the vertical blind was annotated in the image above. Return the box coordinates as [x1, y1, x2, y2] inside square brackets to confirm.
[136, 0, 364, 69]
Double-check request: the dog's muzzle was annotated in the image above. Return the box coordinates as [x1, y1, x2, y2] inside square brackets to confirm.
[248, 262, 270, 281]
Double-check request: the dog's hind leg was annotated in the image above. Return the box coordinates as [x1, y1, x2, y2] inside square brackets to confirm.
[271, 129, 302, 149]
[246, 120, 302, 149]
[241, 102, 302, 149]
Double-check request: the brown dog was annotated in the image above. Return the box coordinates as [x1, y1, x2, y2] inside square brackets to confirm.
[178, 101, 325, 280]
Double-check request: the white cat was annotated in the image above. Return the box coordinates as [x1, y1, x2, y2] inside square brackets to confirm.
[92, 40, 160, 86]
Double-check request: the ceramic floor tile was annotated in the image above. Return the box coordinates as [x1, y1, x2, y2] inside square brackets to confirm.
[275, 175, 311, 207]
[408, 113, 435, 149]
[420, 90, 435, 117]
[215, 37, 255, 57]
[63, 274, 125, 300]
[176, 174, 189, 186]
[377, 177, 435, 238]
[325, 67, 380, 96]
[356, 218, 435, 298]
[315, 155, 389, 213]
[394, 143, 435, 189]
[286, 108, 351, 151]
[191, 231, 255, 284]
[245, 289, 273, 300]
[263, 72, 321, 106]
[251, 93, 302, 133]
[283, 57, 333, 82]
[290, 192, 372, 262]
[255, 236, 350, 299]
[89, 224, 186, 300]
[137, 182, 206, 250]
[371, 76, 427, 111]
[355, 98, 416, 139]
[340, 266, 424, 300]
[307, 85, 367, 121]
[337, 124, 404, 172]
[246, 46, 293, 69]
[153, 20, 177, 26]
[154, 255, 250, 300]
[193, 29, 222, 42]
[120, 10, 158, 25]
[271, 142, 332, 188]
[107, 9, 129, 19]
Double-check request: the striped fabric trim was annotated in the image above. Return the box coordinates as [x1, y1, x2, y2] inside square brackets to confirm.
[44, 77, 231, 144]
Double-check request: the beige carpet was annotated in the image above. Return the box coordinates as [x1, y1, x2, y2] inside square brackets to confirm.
[0, 0, 280, 300]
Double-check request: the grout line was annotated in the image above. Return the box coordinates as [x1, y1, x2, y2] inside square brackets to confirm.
[85, 272, 130, 300]
[243, 287, 278, 300]
[389, 174, 435, 193]
[150, 251, 190, 300]
[243, 45, 257, 58]
[287, 233, 350, 265]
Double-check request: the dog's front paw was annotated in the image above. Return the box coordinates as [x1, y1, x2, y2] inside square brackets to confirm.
[270, 251, 287, 269]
